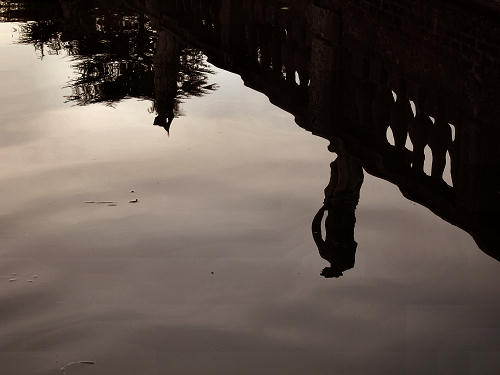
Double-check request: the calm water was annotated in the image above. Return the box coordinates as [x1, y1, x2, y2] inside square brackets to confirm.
[0, 3, 499, 374]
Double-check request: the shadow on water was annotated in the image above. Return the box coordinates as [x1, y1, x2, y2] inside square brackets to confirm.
[1, 0, 499, 276]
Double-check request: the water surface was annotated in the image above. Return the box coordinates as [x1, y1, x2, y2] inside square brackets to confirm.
[0, 3, 499, 374]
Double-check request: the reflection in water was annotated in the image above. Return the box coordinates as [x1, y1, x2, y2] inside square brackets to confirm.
[4, 1, 217, 134]
[1, 1, 500, 374]
[312, 139, 363, 278]
[0, 0, 499, 267]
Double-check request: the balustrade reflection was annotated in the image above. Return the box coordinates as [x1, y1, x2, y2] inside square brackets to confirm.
[1, 0, 498, 270]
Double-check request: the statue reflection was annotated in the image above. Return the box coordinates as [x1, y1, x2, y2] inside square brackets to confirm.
[312, 139, 364, 278]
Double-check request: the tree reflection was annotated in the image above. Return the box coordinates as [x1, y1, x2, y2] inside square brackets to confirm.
[2, 0, 217, 127]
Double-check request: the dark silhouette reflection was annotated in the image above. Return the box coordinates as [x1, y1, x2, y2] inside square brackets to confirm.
[1, 0, 217, 132]
[1, 0, 499, 271]
[312, 139, 363, 278]
[153, 30, 179, 133]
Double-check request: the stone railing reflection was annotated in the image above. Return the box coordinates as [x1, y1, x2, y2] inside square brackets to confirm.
[2, 0, 498, 261]
[309, 50, 499, 261]
[136, 0, 499, 260]
[130, 0, 313, 123]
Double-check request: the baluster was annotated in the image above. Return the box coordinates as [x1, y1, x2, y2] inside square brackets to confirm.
[390, 79, 413, 151]
[408, 89, 432, 173]
[246, 26, 259, 68]
[271, 26, 284, 77]
[428, 99, 452, 180]
[284, 34, 297, 84]
[354, 58, 375, 138]
[450, 121, 461, 191]
[371, 68, 394, 146]
[259, 25, 272, 71]
[298, 69, 310, 88]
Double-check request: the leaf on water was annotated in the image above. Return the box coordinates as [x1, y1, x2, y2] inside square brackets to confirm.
[60, 361, 95, 374]
[85, 201, 117, 204]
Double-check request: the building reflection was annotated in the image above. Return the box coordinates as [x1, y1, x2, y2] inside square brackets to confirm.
[1, 0, 498, 274]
